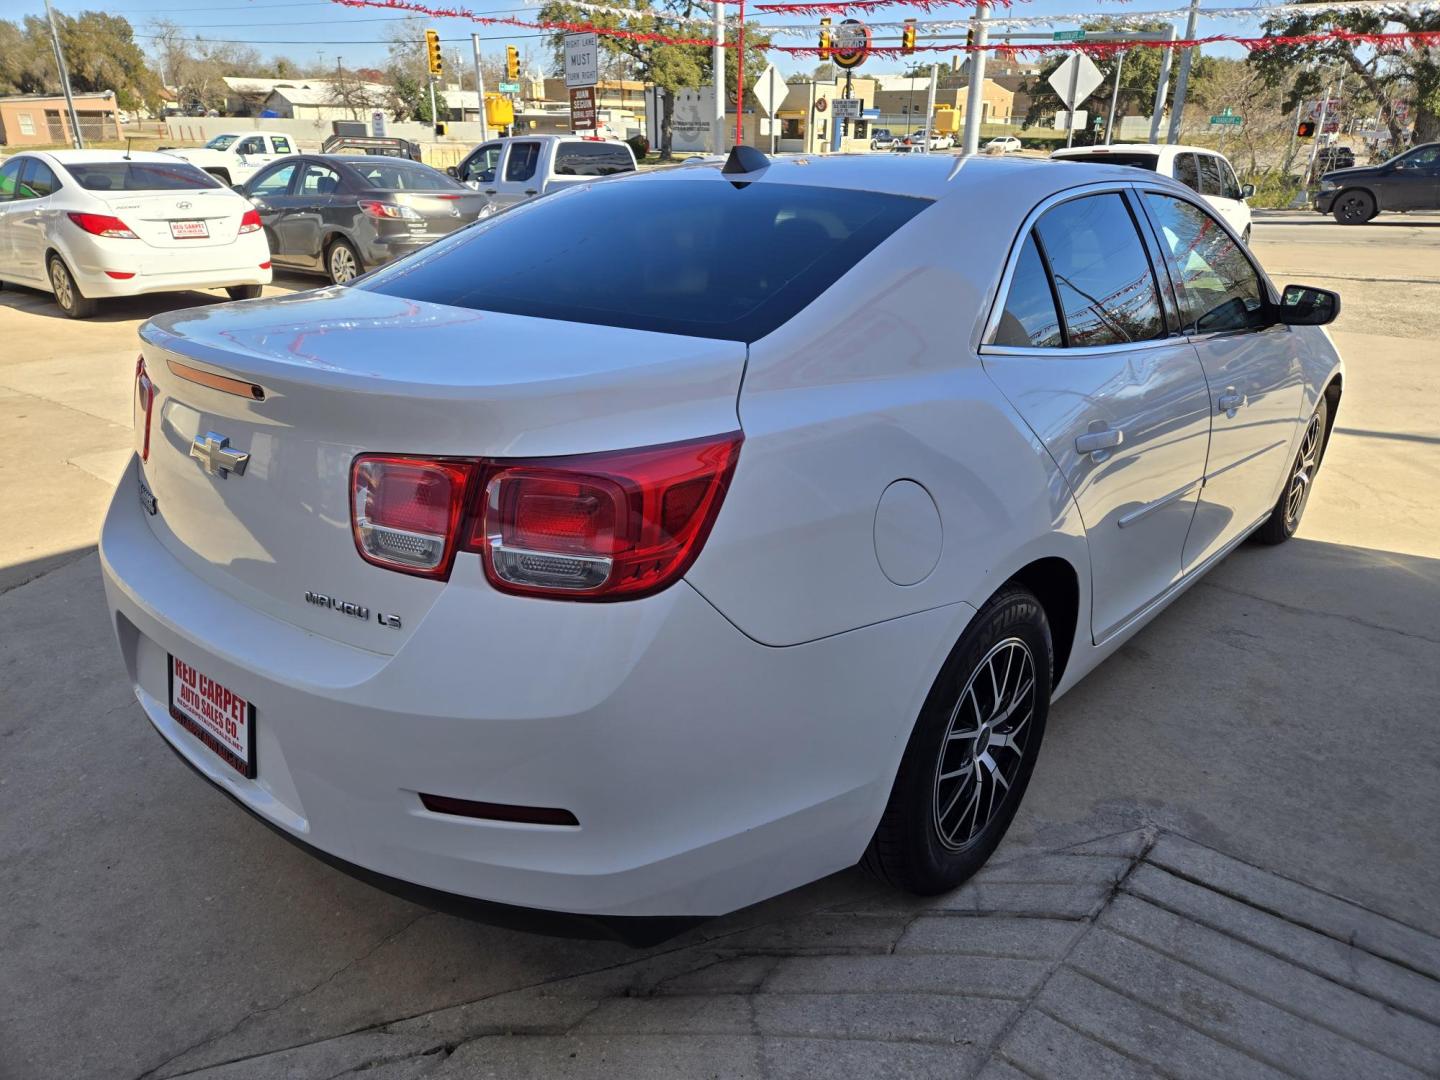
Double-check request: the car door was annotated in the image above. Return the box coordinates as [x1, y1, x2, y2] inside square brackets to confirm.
[981, 187, 1213, 642]
[457, 142, 503, 195]
[1208, 155, 1251, 235]
[1193, 153, 1243, 233]
[1171, 151, 1201, 199]
[1380, 144, 1440, 210]
[490, 140, 543, 208]
[234, 134, 271, 177]
[8, 157, 62, 281]
[289, 160, 347, 268]
[1139, 190, 1305, 569]
[243, 160, 302, 264]
[0, 156, 29, 281]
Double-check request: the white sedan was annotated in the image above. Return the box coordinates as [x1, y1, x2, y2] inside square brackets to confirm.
[100, 150, 1343, 936]
[0, 150, 271, 318]
[986, 136, 1023, 153]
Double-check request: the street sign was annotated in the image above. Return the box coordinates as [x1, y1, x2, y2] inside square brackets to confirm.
[1048, 52, 1103, 109]
[498, 81, 521, 94]
[569, 86, 597, 130]
[1209, 114, 1243, 126]
[831, 98, 862, 119]
[1052, 29, 1086, 41]
[564, 32, 599, 88]
[754, 64, 788, 117]
[1053, 109, 1088, 131]
[370, 110, 386, 138]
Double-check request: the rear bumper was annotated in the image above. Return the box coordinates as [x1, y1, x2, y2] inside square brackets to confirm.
[66, 233, 273, 298]
[100, 454, 962, 919]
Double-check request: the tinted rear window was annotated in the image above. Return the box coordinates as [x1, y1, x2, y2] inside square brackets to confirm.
[1055, 153, 1159, 171]
[345, 160, 460, 190]
[66, 162, 221, 191]
[554, 142, 634, 176]
[359, 174, 929, 341]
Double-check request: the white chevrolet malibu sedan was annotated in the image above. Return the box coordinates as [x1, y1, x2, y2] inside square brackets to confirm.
[100, 149, 1343, 940]
[0, 150, 271, 318]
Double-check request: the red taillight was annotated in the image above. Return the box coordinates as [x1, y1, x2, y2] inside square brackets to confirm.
[358, 199, 419, 221]
[135, 355, 156, 462]
[348, 433, 742, 598]
[68, 212, 138, 239]
[238, 209, 262, 234]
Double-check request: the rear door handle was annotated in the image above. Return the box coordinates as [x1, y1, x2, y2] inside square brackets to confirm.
[484, 189, 497, 195]
[1076, 424, 1124, 457]
[1217, 389, 1247, 416]
[524, 189, 538, 196]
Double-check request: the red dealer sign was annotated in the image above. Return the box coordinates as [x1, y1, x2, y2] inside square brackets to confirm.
[570, 86, 597, 131]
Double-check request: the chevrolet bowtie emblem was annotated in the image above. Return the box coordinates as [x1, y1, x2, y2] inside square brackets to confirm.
[190, 431, 249, 478]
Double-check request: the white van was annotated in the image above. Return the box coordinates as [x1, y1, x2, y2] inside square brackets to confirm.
[1051, 143, 1254, 242]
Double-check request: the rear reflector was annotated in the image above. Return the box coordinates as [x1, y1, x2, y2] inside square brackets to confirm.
[105, 271, 136, 280]
[258, 261, 271, 270]
[348, 433, 742, 598]
[68, 212, 138, 239]
[419, 793, 579, 827]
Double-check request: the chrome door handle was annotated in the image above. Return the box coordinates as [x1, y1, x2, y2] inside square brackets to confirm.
[484, 189, 497, 195]
[1075, 424, 1124, 457]
[1217, 389, 1247, 417]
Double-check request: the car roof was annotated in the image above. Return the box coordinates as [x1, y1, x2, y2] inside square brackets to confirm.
[312, 154, 432, 165]
[1051, 143, 1225, 160]
[30, 149, 210, 165]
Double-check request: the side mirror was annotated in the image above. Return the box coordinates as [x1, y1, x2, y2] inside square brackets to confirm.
[1276, 284, 1340, 327]
[446, 165, 459, 178]
[1240, 183, 1255, 199]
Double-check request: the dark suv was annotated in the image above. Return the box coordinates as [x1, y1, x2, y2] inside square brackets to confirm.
[1314, 141, 1440, 224]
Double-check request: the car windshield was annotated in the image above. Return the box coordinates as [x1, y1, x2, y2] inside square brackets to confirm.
[1055, 153, 1160, 170]
[346, 160, 461, 190]
[64, 161, 223, 191]
[359, 172, 930, 342]
[204, 135, 239, 150]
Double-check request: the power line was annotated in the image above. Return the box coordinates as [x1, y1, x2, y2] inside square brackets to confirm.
[131, 30, 553, 42]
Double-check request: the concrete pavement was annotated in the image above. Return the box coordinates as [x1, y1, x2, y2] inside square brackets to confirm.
[1, 219, 1438, 1079]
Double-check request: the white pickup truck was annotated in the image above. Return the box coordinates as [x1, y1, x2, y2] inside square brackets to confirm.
[447, 135, 637, 211]
[162, 132, 299, 186]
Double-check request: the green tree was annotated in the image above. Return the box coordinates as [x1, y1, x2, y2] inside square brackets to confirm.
[1, 12, 161, 109]
[1247, 2, 1440, 145]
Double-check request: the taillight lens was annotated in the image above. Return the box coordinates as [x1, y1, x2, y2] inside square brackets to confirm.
[348, 433, 742, 598]
[358, 199, 421, 221]
[351, 457, 471, 578]
[134, 355, 156, 462]
[238, 209, 262, 234]
[68, 212, 138, 239]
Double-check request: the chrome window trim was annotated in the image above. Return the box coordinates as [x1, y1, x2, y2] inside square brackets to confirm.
[979, 181, 1172, 356]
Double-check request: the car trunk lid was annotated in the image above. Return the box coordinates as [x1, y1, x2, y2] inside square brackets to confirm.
[91, 188, 246, 249]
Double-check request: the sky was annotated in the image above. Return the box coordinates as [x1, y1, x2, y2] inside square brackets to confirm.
[14, 0, 1261, 82]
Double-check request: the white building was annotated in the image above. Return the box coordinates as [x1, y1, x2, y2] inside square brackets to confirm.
[263, 80, 392, 122]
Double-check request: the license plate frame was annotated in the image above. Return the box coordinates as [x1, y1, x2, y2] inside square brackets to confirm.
[169, 220, 210, 240]
[169, 656, 256, 778]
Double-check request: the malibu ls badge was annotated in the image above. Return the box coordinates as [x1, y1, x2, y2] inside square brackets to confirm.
[190, 431, 249, 478]
[304, 591, 402, 629]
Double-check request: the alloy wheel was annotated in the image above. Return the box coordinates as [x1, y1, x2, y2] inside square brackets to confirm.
[932, 637, 1037, 852]
[329, 244, 359, 284]
[1285, 412, 1323, 530]
[50, 261, 74, 311]
[1336, 194, 1370, 223]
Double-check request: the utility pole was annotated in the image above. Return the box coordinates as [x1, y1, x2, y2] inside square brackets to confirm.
[734, 0, 745, 146]
[921, 63, 938, 154]
[960, 1, 989, 155]
[1305, 76, 1336, 186]
[472, 34, 489, 141]
[1165, 0, 1201, 143]
[43, 0, 84, 149]
[712, 0, 725, 152]
[1104, 49, 1125, 145]
[1148, 26, 1176, 143]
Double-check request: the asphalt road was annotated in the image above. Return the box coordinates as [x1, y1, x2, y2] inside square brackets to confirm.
[2, 214, 1438, 1080]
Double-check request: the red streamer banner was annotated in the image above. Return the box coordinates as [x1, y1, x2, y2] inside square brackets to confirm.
[329, 0, 728, 46]
[754, 0, 998, 14]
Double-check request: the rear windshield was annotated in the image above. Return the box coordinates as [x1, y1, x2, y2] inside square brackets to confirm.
[359, 173, 930, 342]
[345, 160, 460, 190]
[1055, 153, 1160, 171]
[64, 161, 223, 191]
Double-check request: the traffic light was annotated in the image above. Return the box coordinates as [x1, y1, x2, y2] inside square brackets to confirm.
[819, 17, 832, 61]
[506, 45, 520, 82]
[901, 18, 916, 55]
[1296, 120, 1316, 138]
[425, 29, 443, 78]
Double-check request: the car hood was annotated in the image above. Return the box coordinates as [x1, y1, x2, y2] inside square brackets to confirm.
[1321, 164, 1380, 183]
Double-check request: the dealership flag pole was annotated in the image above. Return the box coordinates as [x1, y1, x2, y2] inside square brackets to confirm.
[43, 0, 84, 149]
[735, 0, 746, 146]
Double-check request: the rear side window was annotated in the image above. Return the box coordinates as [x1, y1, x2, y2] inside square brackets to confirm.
[1173, 153, 1199, 191]
[1196, 155, 1223, 197]
[0, 157, 22, 201]
[19, 159, 61, 198]
[359, 174, 929, 342]
[300, 162, 342, 196]
[64, 162, 221, 191]
[505, 142, 541, 182]
[1033, 193, 1164, 347]
[554, 142, 634, 177]
[272, 136, 292, 154]
[993, 235, 1063, 348]
[1216, 157, 1242, 199]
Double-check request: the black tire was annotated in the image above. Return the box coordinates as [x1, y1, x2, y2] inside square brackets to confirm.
[47, 256, 97, 319]
[1332, 190, 1375, 225]
[226, 284, 263, 301]
[862, 584, 1052, 895]
[326, 238, 362, 285]
[1254, 394, 1330, 545]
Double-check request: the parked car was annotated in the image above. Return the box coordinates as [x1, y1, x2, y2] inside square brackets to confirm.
[449, 135, 636, 212]
[1314, 141, 1440, 224]
[0, 150, 271, 318]
[320, 134, 424, 161]
[986, 136, 1022, 154]
[1051, 143, 1255, 241]
[891, 143, 923, 154]
[239, 154, 490, 284]
[905, 129, 953, 150]
[101, 150, 1342, 937]
[870, 128, 898, 151]
[163, 131, 299, 186]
